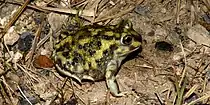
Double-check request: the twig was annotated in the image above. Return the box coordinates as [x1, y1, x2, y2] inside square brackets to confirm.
[0, 0, 48, 12]
[155, 93, 164, 105]
[49, 78, 68, 105]
[0, 80, 10, 104]
[40, 6, 95, 17]
[179, 40, 187, 87]
[1, 76, 16, 104]
[17, 63, 39, 82]
[17, 85, 33, 105]
[1, 0, 31, 38]
[187, 94, 210, 105]
[175, 0, 181, 24]
[0, 0, 94, 17]
[94, 0, 144, 23]
[202, 0, 210, 11]
[94, 5, 135, 23]
[26, 15, 44, 67]
[183, 84, 198, 99]
[69, 78, 86, 105]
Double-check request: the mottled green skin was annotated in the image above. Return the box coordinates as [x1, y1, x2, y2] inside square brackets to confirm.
[54, 20, 142, 96]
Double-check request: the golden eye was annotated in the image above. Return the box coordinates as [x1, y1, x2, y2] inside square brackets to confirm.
[121, 35, 133, 45]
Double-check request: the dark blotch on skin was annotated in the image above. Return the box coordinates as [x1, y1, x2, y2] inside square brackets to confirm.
[110, 44, 118, 50]
[62, 51, 69, 57]
[95, 59, 100, 63]
[78, 35, 85, 40]
[115, 28, 123, 33]
[94, 35, 101, 40]
[103, 50, 109, 56]
[102, 35, 108, 39]
[96, 59, 102, 67]
[89, 41, 96, 48]
[64, 43, 70, 49]
[101, 35, 113, 40]
[72, 41, 75, 45]
[97, 41, 101, 47]
[78, 44, 83, 49]
[56, 46, 65, 52]
[73, 51, 83, 62]
[88, 62, 91, 67]
[73, 58, 79, 63]
[115, 35, 121, 40]
[83, 60, 86, 65]
[66, 61, 71, 66]
[60, 30, 69, 35]
[56, 58, 62, 66]
[74, 51, 79, 56]
[88, 49, 96, 56]
[83, 43, 89, 50]
[77, 54, 83, 61]
[58, 35, 63, 40]
[71, 61, 75, 66]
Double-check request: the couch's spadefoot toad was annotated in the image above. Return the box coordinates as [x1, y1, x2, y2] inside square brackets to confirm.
[54, 20, 142, 97]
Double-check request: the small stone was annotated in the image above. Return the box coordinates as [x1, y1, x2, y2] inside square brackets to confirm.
[40, 48, 51, 55]
[135, 5, 149, 16]
[5, 51, 14, 60]
[186, 24, 210, 46]
[18, 32, 34, 52]
[173, 52, 189, 61]
[0, 17, 7, 26]
[12, 52, 23, 64]
[4, 26, 20, 45]
[47, 13, 68, 33]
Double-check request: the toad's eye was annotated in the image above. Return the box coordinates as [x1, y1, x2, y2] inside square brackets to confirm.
[121, 35, 133, 45]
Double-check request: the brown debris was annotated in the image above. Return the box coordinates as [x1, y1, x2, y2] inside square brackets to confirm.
[0, 0, 210, 104]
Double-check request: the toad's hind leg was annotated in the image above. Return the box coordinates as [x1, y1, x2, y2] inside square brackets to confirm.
[105, 60, 125, 97]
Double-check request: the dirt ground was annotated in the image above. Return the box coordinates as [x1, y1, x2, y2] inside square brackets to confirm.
[0, 0, 210, 105]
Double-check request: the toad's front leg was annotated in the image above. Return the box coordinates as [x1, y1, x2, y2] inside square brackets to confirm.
[105, 60, 125, 97]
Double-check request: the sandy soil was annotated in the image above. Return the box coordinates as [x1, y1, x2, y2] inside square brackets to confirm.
[0, 0, 210, 105]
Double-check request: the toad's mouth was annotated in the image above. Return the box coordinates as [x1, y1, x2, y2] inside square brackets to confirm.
[118, 46, 140, 57]
[128, 46, 140, 53]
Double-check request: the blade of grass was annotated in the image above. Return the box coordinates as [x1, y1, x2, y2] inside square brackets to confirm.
[176, 76, 187, 105]
[187, 94, 210, 105]
[2, 0, 31, 38]
[184, 84, 198, 99]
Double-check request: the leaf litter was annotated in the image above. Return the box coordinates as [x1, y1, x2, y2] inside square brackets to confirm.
[0, 0, 210, 105]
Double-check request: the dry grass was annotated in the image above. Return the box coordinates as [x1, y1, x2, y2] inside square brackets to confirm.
[0, 0, 210, 104]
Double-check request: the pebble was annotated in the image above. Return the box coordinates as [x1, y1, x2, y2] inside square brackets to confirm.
[4, 26, 20, 45]
[186, 24, 210, 46]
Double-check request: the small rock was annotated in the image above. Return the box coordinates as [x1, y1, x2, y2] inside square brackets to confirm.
[135, 5, 150, 16]
[4, 26, 20, 45]
[0, 17, 7, 26]
[18, 32, 34, 52]
[202, 14, 210, 24]
[40, 48, 51, 55]
[47, 13, 68, 33]
[65, 96, 78, 105]
[173, 52, 189, 61]
[12, 52, 23, 64]
[5, 72, 20, 90]
[186, 24, 210, 46]
[5, 51, 14, 60]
